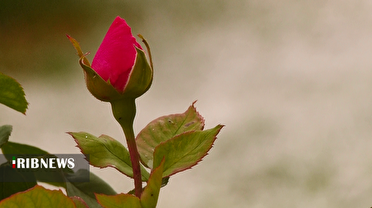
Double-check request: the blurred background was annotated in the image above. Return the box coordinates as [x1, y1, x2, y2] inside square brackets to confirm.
[1, 0, 372, 207]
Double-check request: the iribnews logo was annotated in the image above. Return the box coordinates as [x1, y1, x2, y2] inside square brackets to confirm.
[1, 154, 90, 182]
[12, 156, 75, 169]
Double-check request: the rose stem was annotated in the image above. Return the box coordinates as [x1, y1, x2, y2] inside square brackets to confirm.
[111, 99, 142, 197]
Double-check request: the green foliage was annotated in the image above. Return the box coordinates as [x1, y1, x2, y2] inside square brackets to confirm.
[0, 127, 38, 199]
[96, 160, 165, 208]
[0, 141, 117, 206]
[136, 102, 204, 168]
[66, 170, 117, 208]
[70, 196, 89, 208]
[153, 125, 223, 177]
[0, 76, 223, 207]
[0, 125, 12, 148]
[140, 160, 164, 208]
[0, 185, 76, 208]
[0, 23, 225, 206]
[96, 194, 142, 208]
[0, 163, 37, 200]
[69, 132, 150, 181]
[0, 72, 28, 114]
[1, 141, 67, 188]
[2, 141, 49, 156]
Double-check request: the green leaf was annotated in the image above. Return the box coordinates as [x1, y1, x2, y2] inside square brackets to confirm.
[96, 194, 141, 208]
[1, 142, 65, 188]
[136, 102, 204, 168]
[0, 185, 75, 208]
[0, 72, 28, 114]
[0, 125, 12, 147]
[70, 196, 89, 208]
[140, 159, 164, 208]
[66, 170, 117, 208]
[67, 170, 117, 196]
[1, 141, 49, 157]
[0, 163, 37, 200]
[95, 161, 165, 208]
[69, 132, 149, 181]
[153, 125, 224, 177]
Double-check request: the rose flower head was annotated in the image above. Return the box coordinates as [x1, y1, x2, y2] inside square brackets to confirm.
[68, 16, 153, 102]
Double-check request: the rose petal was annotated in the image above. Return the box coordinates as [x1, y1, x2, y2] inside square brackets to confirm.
[92, 16, 142, 92]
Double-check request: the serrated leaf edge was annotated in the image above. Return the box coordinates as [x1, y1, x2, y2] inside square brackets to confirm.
[136, 101, 205, 168]
[153, 124, 224, 177]
[68, 132, 149, 181]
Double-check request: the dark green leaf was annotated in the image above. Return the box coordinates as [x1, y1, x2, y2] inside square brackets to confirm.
[69, 132, 149, 180]
[0, 163, 37, 200]
[1, 141, 49, 157]
[153, 125, 223, 177]
[67, 169, 116, 196]
[0, 125, 12, 147]
[136, 102, 204, 168]
[1, 142, 65, 188]
[0, 72, 28, 114]
[66, 170, 117, 208]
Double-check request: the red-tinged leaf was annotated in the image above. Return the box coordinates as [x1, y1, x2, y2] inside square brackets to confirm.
[153, 125, 224, 177]
[0, 185, 75, 208]
[96, 193, 141, 208]
[136, 102, 205, 168]
[70, 196, 89, 208]
[140, 159, 164, 208]
[69, 132, 149, 181]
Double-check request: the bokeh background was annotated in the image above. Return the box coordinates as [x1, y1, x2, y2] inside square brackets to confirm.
[1, 1, 372, 207]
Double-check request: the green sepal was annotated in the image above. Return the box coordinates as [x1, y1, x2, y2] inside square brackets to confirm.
[79, 58, 122, 102]
[78, 47, 152, 101]
[66, 35, 90, 66]
[68, 34, 121, 102]
[122, 47, 153, 99]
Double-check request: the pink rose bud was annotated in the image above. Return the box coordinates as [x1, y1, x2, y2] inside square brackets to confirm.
[92, 17, 143, 92]
[68, 16, 153, 102]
